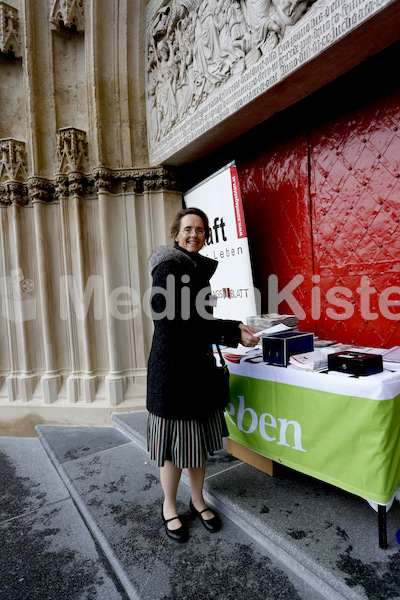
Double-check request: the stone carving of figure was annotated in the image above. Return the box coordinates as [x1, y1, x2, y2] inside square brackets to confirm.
[240, 0, 281, 46]
[147, 65, 160, 145]
[193, 0, 231, 94]
[271, 0, 312, 28]
[146, 0, 315, 144]
[166, 0, 189, 36]
[152, 5, 170, 42]
[227, 1, 252, 54]
[221, 0, 252, 74]
[215, 0, 237, 63]
[154, 39, 179, 137]
[174, 15, 196, 116]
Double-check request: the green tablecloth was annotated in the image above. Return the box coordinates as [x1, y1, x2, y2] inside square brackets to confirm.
[225, 360, 400, 504]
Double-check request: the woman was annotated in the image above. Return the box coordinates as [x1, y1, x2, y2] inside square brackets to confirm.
[147, 207, 259, 542]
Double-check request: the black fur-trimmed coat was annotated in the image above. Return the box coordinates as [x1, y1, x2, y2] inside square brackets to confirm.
[146, 244, 241, 420]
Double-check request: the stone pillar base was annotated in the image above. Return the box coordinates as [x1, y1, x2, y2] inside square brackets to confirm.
[67, 376, 80, 403]
[19, 375, 38, 402]
[6, 376, 18, 402]
[105, 375, 125, 406]
[82, 375, 97, 403]
[41, 374, 61, 404]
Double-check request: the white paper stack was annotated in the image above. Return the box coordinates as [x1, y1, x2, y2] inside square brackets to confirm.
[247, 313, 298, 330]
[320, 343, 354, 355]
[289, 350, 328, 372]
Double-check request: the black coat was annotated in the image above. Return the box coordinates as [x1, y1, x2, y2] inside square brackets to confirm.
[146, 244, 241, 420]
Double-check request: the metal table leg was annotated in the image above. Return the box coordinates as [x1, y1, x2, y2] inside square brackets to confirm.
[378, 504, 387, 549]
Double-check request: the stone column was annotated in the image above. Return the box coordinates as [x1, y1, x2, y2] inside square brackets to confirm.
[29, 178, 60, 403]
[95, 170, 125, 405]
[68, 172, 96, 403]
[57, 127, 96, 403]
[55, 174, 80, 403]
[10, 187, 37, 401]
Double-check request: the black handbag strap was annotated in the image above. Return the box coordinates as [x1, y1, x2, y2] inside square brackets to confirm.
[216, 344, 227, 368]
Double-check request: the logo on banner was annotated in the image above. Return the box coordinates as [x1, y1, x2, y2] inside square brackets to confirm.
[231, 167, 247, 239]
[226, 395, 306, 453]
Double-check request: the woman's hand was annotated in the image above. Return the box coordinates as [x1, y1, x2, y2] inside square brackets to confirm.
[239, 323, 259, 348]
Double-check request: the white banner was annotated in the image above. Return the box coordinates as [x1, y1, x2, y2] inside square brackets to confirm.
[184, 163, 257, 322]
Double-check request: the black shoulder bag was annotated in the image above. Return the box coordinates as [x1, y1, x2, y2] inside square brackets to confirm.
[214, 345, 231, 410]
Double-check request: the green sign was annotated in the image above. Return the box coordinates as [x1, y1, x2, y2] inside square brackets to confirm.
[225, 374, 400, 504]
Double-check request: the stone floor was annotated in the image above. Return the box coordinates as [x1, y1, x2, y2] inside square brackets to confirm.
[1, 411, 400, 600]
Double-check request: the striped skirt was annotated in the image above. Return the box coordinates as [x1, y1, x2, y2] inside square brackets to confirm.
[147, 409, 229, 469]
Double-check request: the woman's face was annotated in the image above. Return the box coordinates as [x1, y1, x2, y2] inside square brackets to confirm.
[175, 214, 206, 253]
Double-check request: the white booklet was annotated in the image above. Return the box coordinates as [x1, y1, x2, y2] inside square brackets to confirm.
[289, 350, 328, 371]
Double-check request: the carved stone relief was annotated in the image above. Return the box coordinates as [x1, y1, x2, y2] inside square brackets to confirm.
[146, 0, 395, 165]
[56, 127, 88, 174]
[0, 139, 27, 183]
[50, 0, 85, 32]
[146, 0, 314, 147]
[0, 2, 21, 58]
[28, 177, 54, 203]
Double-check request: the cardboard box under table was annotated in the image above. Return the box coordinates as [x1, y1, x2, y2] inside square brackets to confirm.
[223, 356, 400, 548]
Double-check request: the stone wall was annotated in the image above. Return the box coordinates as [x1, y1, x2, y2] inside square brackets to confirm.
[0, 0, 181, 414]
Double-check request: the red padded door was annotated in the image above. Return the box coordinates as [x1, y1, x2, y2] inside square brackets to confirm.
[237, 81, 400, 346]
[309, 88, 400, 346]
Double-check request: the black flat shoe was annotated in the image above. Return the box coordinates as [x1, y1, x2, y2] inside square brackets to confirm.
[189, 499, 221, 533]
[162, 507, 188, 543]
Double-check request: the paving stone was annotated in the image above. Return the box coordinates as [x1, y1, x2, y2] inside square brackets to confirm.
[204, 461, 400, 600]
[0, 438, 69, 522]
[0, 498, 128, 600]
[36, 425, 130, 467]
[60, 441, 327, 600]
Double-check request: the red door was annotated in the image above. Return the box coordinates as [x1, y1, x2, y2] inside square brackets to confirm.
[237, 86, 400, 347]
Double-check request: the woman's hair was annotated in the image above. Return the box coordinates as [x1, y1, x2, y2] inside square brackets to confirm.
[170, 207, 210, 242]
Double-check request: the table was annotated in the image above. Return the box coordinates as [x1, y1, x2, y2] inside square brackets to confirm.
[222, 351, 400, 548]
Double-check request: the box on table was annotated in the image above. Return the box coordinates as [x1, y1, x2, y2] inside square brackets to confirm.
[262, 331, 314, 366]
[328, 351, 383, 376]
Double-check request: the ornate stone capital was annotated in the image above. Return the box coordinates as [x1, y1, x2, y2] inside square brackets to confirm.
[116, 167, 181, 194]
[56, 128, 88, 175]
[0, 2, 21, 58]
[0, 185, 8, 205]
[0, 139, 27, 183]
[67, 172, 85, 196]
[27, 178, 54, 203]
[50, 0, 84, 32]
[8, 182, 27, 205]
[93, 168, 113, 192]
[0, 181, 27, 206]
[54, 174, 69, 200]
[142, 167, 180, 193]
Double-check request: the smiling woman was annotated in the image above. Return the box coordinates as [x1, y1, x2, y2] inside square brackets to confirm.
[146, 206, 259, 542]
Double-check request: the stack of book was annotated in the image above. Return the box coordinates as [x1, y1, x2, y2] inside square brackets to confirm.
[289, 350, 328, 372]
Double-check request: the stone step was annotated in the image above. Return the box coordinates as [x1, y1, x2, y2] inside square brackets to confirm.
[112, 411, 400, 600]
[112, 411, 148, 450]
[34, 419, 327, 600]
[34, 414, 400, 600]
[0, 435, 129, 600]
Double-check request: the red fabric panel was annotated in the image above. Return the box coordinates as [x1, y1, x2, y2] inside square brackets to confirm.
[237, 130, 315, 333]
